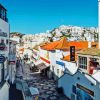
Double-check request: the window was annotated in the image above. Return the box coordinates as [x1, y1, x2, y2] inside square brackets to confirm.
[1, 39, 4, 43]
[79, 56, 87, 69]
[52, 66, 54, 71]
[57, 69, 59, 75]
[0, 4, 8, 22]
[6, 39, 8, 44]
[72, 85, 76, 94]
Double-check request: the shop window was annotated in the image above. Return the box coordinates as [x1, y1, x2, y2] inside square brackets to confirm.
[79, 56, 87, 70]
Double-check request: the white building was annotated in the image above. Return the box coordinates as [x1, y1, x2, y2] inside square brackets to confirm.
[0, 4, 10, 100]
[9, 39, 17, 84]
[58, 70, 100, 100]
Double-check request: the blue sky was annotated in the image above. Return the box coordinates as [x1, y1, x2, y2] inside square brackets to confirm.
[0, 0, 98, 34]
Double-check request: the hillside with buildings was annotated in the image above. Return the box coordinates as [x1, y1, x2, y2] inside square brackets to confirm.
[1, 0, 100, 99]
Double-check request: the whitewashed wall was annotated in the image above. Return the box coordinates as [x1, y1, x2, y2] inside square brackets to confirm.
[49, 49, 77, 79]
[0, 82, 9, 100]
[0, 19, 9, 57]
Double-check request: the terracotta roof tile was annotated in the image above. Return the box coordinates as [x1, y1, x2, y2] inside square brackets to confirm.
[62, 54, 77, 62]
[77, 48, 100, 56]
[41, 37, 89, 51]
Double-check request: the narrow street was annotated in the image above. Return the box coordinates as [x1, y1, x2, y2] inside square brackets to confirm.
[10, 60, 69, 100]
[21, 62, 68, 100]
[9, 60, 24, 100]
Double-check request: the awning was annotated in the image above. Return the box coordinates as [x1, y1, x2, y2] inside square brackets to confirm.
[40, 57, 50, 64]
[36, 63, 49, 70]
[34, 60, 42, 66]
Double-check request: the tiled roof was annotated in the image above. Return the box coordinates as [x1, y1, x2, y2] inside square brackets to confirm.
[55, 37, 69, 49]
[40, 37, 89, 51]
[77, 48, 100, 56]
[62, 54, 77, 62]
[69, 41, 88, 49]
[40, 41, 59, 51]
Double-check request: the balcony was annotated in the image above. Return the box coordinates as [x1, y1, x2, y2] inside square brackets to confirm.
[0, 42, 7, 51]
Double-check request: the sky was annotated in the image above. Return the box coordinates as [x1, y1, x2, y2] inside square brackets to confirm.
[0, 0, 98, 34]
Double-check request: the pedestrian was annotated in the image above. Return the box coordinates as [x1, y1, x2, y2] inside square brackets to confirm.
[16, 60, 19, 68]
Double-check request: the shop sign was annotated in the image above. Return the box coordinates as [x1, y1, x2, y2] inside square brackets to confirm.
[56, 61, 65, 66]
[0, 29, 7, 37]
[40, 57, 50, 64]
[77, 84, 94, 96]
[0, 56, 5, 63]
[9, 55, 16, 62]
[70, 46, 75, 61]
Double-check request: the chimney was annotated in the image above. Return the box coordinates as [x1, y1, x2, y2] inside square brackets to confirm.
[98, 0, 100, 49]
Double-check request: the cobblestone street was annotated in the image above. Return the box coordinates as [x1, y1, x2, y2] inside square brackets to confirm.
[20, 63, 69, 100]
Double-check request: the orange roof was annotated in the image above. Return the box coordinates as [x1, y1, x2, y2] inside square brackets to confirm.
[68, 41, 88, 49]
[40, 41, 59, 50]
[55, 37, 69, 49]
[41, 37, 68, 50]
[41, 37, 89, 51]
[19, 48, 24, 52]
[62, 54, 77, 62]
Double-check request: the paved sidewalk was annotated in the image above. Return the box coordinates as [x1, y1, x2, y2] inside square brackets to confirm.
[15, 61, 69, 100]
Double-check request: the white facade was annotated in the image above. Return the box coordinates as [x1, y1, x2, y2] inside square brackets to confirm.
[0, 4, 10, 100]
[48, 49, 77, 80]
[0, 18, 9, 57]
[9, 40, 16, 84]
[58, 71, 100, 100]
[0, 82, 9, 100]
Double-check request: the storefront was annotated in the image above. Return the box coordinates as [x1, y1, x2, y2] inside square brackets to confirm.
[36, 62, 50, 77]
[71, 84, 94, 100]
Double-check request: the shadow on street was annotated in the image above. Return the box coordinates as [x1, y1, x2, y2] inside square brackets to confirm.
[9, 84, 23, 100]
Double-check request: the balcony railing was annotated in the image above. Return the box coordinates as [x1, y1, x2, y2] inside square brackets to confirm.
[0, 43, 7, 51]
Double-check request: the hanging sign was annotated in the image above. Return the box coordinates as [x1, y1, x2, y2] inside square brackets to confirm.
[0, 56, 5, 63]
